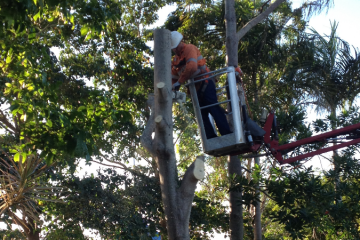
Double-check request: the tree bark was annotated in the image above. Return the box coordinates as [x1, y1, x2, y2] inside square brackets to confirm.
[236, 0, 287, 42]
[254, 156, 262, 240]
[225, 0, 243, 239]
[330, 107, 341, 203]
[141, 29, 204, 240]
[252, 68, 262, 240]
[26, 230, 40, 240]
[228, 155, 243, 240]
[224, 0, 287, 237]
[225, 0, 238, 68]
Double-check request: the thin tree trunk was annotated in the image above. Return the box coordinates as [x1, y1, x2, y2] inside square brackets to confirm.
[252, 70, 262, 240]
[225, 0, 238, 68]
[225, 0, 244, 239]
[224, 0, 290, 238]
[254, 156, 262, 240]
[228, 155, 244, 240]
[331, 107, 341, 203]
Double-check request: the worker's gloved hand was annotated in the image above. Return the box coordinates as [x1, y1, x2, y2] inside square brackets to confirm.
[172, 81, 181, 91]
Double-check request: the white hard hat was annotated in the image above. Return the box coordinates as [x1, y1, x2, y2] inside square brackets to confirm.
[171, 31, 183, 49]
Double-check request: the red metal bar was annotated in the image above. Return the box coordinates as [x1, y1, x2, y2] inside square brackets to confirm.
[261, 113, 360, 164]
[275, 122, 360, 151]
[263, 112, 275, 144]
[280, 137, 360, 165]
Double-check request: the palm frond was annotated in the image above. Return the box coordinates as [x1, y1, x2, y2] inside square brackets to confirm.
[0, 153, 64, 225]
[284, 20, 360, 114]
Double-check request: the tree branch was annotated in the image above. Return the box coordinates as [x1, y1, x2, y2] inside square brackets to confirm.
[0, 122, 15, 134]
[0, 110, 17, 133]
[7, 210, 30, 234]
[95, 154, 144, 176]
[140, 94, 156, 156]
[90, 159, 141, 176]
[236, 0, 287, 42]
[179, 156, 205, 198]
[177, 156, 205, 225]
[259, 0, 272, 13]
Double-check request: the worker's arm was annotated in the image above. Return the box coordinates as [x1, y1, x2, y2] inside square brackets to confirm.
[171, 66, 179, 85]
[177, 45, 198, 84]
[171, 64, 181, 90]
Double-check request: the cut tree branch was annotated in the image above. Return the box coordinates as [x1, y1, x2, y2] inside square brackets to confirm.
[178, 156, 205, 231]
[179, 156, 205, 197]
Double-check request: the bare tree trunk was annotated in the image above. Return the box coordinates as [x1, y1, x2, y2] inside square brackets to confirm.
[225, 0, 238, 68]
[330, 107, 341, 204]
[252, 69, 262, 240]
[228, 155, 244, 240]
[141, 29, 204, 240]
[225, 0, 244, 239]
[254, 156, 262, 240]
[223, 0, 326, 238]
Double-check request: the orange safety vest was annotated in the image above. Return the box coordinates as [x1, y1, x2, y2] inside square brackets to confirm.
[171, 43, 211, 90]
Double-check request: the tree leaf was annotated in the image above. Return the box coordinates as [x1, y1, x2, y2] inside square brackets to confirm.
[33, 11, 41, 21]
[14, 153, 20, 162]
[46, 120, 53, 127]
[81, 26, 89, 36]
[21, 152, 27, 162]
[6, 56, 12, 63]
[78, 106, 86, 112]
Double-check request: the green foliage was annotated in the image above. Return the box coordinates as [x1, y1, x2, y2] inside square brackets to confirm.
[262, 109, 360, 239]
[0, 0, 358, 239]
[0, 0, 160, 237]
[189, 196, 229, 239]
[43, 167, 162, 239]
[0, 229, 24, 239]
[276, 106, 307, 145]
[266, 152, 360, 239]
[0, 0, 143, 163]
[44, 224, 91, 240]
[313, 106, 360, 134]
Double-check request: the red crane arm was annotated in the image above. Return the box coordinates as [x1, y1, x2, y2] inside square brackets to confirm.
[263, 113, 360, 165]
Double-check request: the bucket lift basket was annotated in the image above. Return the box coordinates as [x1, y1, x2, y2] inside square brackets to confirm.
[185, 66, 250, 156]
[184, 67, 360, 162]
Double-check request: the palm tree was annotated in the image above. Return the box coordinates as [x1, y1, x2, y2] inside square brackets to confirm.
[284, 21, 360, 205]
[0, 152, 61, 240]
[285, 21, 360, 120]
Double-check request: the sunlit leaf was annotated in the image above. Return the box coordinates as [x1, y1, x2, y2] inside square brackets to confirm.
[46, 120, 53, 127]
[81, 26, 89, 36]
[14, 153, 20, 162]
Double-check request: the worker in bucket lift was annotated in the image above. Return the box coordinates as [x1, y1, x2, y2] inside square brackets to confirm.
[171, 31, 232, 139]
